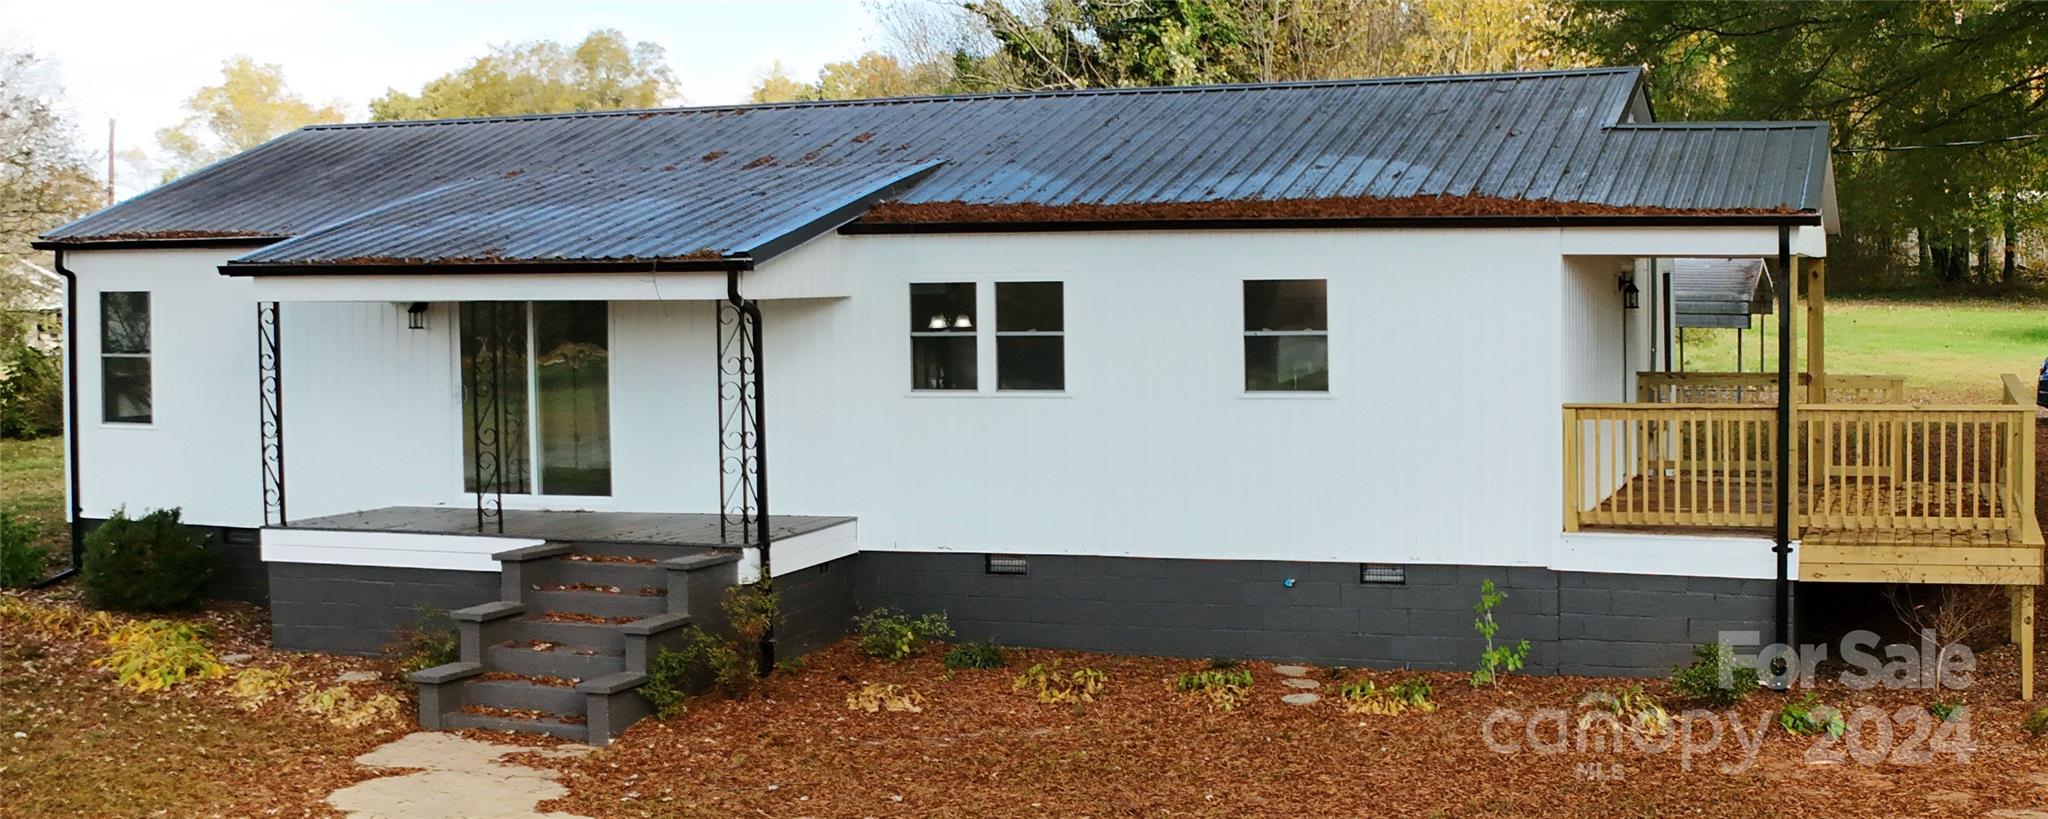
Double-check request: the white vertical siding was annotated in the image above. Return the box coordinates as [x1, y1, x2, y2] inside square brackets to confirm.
[284, 301, 459, 520]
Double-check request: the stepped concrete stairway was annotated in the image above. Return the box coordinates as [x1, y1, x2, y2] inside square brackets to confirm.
[409, 542, 741, 744]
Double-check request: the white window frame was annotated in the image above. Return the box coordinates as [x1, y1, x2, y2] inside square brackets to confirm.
[1241, 278, 1331, 395]
[994, 280, 1064, 392]
[99, 290, 153, 426]
[908, 281, 980, 392]
[452, 301, 618, 504]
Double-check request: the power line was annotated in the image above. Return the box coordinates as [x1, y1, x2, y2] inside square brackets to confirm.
[1834, 132, 2044, 154]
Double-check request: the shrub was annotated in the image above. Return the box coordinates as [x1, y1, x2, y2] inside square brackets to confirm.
[943, 639, 1006, 671]
[846, 682, 924, 713]
[854, 607, 953, 661]
[2024, 707, 2048, 738]
[0, 595, 114, 639]
[1929, 701, 1961, 722]
[230, 666, 297, 709]
[383, 608, 459, 677]
[82, 508, 215, 612]
[1337, 676, 1437, 716]
[642, 626, 745, 718]
[1777, 692, 1846, 738]
[96, 619, 226, 692]
[1470, 579, 1530, 687]
[0, 343, 62, 439]
[298, 684, 402, 728]
[722, 582, 778, 675]
[1175, 667, 1255, 711]
[1670, 643, 1762, 707]
[1014, 661, 1106, 705]
[0, 511, 48, 588]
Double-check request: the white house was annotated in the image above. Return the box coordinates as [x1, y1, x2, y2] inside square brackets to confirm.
[38, 67, 2039, 742]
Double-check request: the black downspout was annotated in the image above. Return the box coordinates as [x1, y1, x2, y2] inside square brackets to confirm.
[726, 264, 774, 672]
[1773, 227, 1794, 658]
[1660, 261, 1673, 372]
[35, 249, 84, 587]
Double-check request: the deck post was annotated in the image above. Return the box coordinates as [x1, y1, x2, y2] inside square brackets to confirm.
[1805, 260, 1826, 404]
[2016, 585, 2036, 701]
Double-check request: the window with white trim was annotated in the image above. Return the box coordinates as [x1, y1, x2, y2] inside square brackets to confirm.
[1243, 279, 1327, 392]
[459, 301, 612, 496]
[996, 281, 1063, 391]
[100, 291, 152, 423]
[910, 282, 976, 390]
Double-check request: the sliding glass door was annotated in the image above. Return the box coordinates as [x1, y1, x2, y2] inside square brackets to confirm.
[461, 301, 612, 497]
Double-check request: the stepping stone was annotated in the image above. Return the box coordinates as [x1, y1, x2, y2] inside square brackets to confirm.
[1283, 678, 1321, 690]
[221, 653, 254, 665]
[337, 670, 380, 683]
[1281, 693, 1321, 706]
[1272, 665, 1311, 677]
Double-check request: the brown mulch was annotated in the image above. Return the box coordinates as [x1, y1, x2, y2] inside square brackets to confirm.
[862, 194, 1803, 224]
[0, 587, 414, 818]
[528, 640, 2048, 818]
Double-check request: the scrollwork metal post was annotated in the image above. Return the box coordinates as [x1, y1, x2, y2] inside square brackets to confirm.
[257, 302, 287, 527]
[469, 302, 508, 533]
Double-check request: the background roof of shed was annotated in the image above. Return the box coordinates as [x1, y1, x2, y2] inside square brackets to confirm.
[43, 66, 1835, 262]
[1671, 257, 1773, 329]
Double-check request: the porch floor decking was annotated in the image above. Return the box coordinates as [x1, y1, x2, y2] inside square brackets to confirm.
[283, 506, 852, 548]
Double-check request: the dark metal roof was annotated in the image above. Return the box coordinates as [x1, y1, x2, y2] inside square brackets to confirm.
[223, 161, 940, 272]
[1672, 257, 1773, 329]
[42, 66, 1835, 263]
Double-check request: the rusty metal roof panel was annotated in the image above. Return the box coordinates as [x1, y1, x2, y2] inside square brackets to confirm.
[45, 66, 1833, 253]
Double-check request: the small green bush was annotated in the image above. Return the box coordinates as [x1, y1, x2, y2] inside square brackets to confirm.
[642, 627, 745, 718]
[1337, 676, 1437, 715]
[383, 608, 458, 677]
[82, 508, 215, 612]
[943, 639, 1006, 670]
[1776, 692, 1846, 738]
[0, 344, 62, 439]
[1670, 643, 1761, 707]
[1929, 701, 1960, 722]
[2024, 707, 2048, 738]
[0, 511, 49, 588]
[854, 607, 953, 661]
[97, 619, 226, 692]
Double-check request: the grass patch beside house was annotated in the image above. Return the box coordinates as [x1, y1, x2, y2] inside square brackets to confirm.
[0, 436, 67, 566]
[1679, 298, 2045, 402]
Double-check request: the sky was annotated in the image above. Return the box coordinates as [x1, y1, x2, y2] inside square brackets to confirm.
[0, 0, 881, 197]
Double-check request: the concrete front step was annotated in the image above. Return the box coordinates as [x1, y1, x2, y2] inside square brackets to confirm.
[486, 642, 627, 679]
[467, 678, 584, 715]
[445, 711, 589, 742]
[504, 618, 629, 653]
[543, 558, 669, 590]
[564, 541, 734, 562]
[525, 588, 667, 619]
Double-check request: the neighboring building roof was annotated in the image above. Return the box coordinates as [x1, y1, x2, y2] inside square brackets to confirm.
[1671, 257, 1773, 329]
[40, 66, 1835, 267]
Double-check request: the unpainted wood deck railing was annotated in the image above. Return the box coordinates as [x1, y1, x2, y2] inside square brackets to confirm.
[1564, 396, 2036, 538]
[1635, 372, 1907, 404]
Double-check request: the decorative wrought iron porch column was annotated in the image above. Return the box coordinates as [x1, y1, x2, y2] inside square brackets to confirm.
[717, 299, 764, 546]
[467, 302, 513, 533]
[257, 301, 287, 527]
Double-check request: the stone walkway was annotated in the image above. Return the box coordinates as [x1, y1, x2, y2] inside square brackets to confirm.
[1273, 664, 1322, 706]
[326, 732, 592, 819]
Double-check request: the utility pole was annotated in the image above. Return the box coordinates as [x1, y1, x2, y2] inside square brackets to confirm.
[106, 119, 116, 206]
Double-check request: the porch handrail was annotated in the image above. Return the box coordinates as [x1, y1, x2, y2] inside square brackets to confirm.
[1635, 371, 1907, 404]
[1564, 400, 2034, 539]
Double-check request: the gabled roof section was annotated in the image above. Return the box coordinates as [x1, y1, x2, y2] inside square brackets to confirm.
[221, 161, 939, 273]
[1672, 257, 1773, 329]
[41, 66, 1834, 259]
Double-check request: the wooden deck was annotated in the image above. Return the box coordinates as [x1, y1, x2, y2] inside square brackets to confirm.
[282, 506, 852, 549]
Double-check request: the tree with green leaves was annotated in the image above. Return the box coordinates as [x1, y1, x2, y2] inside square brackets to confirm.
[1562, 1, 2048, 289]
[153, 56, 346, 182]
[750, 52, 956, 103]
[0, 49, 100, 263]
[371, 29, 678, 121]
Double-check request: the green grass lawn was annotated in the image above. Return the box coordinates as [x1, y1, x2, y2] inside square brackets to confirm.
[1678, 298, 2046, 402]
[1, 436, 68, 566]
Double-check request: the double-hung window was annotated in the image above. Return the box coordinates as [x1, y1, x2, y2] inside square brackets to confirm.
[910, 283, 977, 390]
[100, 292, 152, 423]
[1243, 279, 1328, 392]
[996, 282, 1063, 391]
[460, 301, 612, 496]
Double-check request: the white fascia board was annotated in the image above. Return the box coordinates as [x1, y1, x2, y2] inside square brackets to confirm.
[1559, 226, 1816, 258]
[261, 527, 541, 572]
[247, 272, 728, 302]
[767, 520, 859, 578]
[1553, 530, 1790, 580]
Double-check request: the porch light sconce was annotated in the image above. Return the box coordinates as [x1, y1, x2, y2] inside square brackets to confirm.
[952, 314, 973, 330]
[927, 314, 948, 330]
[1618, 274, 1641, 310]
[406, 302, 429, 330]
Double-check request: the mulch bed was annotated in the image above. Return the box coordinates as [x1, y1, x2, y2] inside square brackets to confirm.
[529, 641, 2048, 818]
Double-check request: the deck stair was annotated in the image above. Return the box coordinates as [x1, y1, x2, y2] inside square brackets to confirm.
[409, 542, 741, 744]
